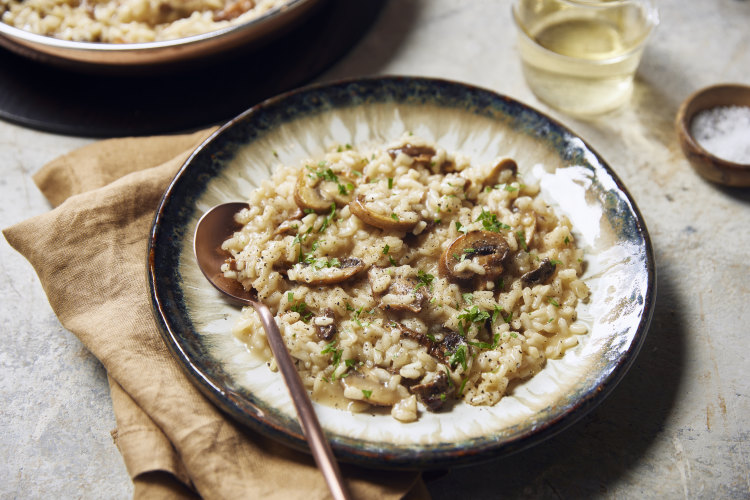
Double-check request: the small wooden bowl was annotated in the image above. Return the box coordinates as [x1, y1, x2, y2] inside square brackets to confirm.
[675, 83, 750, 187]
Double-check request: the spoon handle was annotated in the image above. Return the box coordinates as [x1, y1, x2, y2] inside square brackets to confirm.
[252, 302, 353, 500]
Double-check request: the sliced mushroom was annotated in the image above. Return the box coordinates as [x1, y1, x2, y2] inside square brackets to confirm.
[387, 144, 436, 163]
[288, 257, 366, 285]
[410, 372, 453, 411]
[369, 267, 428, 313]
[313, 309, 337, 340]
[294, 167, 355, 213]
[349, 195, 420, 232]
[391, 322, 465, 364]
[484, 158, 518, 188]
[387, 144, 456, 172]
[341, 368, 402, 406]
[521, 258, 556, 286]
[272, 209, 304, 236]
[439, 231, 510, 282]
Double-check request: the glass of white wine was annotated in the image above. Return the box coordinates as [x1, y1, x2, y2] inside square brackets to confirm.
[512, 0, 659, 117]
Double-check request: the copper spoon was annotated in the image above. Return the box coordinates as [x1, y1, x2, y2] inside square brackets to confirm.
[193, 202, 352, 500]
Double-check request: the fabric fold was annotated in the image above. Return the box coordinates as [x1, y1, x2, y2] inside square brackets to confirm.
[3, 130, 427, 500]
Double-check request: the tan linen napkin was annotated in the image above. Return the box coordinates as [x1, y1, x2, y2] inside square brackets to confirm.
[3, 129, 429, 500]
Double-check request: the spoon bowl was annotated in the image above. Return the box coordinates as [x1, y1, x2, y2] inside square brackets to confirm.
[193, 202, 351, 500]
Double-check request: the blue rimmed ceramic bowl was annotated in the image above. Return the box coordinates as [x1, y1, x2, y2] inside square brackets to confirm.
[148, 76, 655, 469]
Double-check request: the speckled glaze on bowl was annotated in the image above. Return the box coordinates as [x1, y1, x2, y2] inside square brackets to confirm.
[148, 76, 656, 469]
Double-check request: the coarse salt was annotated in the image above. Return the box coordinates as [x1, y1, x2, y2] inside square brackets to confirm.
[690, 105, 750, 164]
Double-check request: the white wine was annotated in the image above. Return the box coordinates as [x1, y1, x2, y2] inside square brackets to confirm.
[513, 0, 658, 116]
[535, 18, 625, 60]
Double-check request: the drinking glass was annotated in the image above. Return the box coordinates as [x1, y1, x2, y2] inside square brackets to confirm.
[512, 0, 659, 116]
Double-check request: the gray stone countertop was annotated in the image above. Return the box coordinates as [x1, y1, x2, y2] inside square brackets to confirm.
[2, 1, 748, 498]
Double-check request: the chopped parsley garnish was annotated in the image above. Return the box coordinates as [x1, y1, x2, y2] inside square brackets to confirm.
[310, 164, 355, 196]
[321, 340, 338, 354]
[516, 230, 528, 251]
[457, 306, 491, 336]
[382, 244, 390, 255]
[349, 304, 371, 328]
[564, 236, 570, 245]
[455, 221, 469, 234]
[449, 344, 468, 370]
[549, 259, 563, 266]
[467, 333, 500, 350]
[457, 377, 469, 396]
[387, 177, 394, 189]
[548, 297, 560, 308]
[491, 305, 504, 323]
[288, 293, 313, 322]
[434, 218, 442, 224]
[426, 333, 437, 342]
[319, 203, 336, 233]
[390, 213, 399, 221]
[503, 184, 519, 192]
[476, 208, 510, 232]
[361, 389, 372, 399]
[345, 359, 356, 368]
[293, 227, 314, 262]
[331, 348, 343, 368]
[306, 256, 342, 271]
[314, 167, 338, 183]
[388, 255, 397, 266]
[321, 340, 344, 373]
[415, 270, 435, 291]
[462, 293, 474, 304]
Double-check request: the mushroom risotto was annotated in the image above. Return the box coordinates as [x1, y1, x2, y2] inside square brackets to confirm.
[0, 0, 290, 43]
[222, 135, 590, 422]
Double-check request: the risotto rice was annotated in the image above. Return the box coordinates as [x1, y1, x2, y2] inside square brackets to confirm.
[222, 135, 590, 422]
[0, 0, 290, 43]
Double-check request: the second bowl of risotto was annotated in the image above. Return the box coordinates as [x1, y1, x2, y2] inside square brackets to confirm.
[149, 76, 655, 468]
[0, 0, 321, 68]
